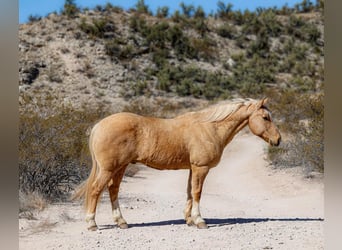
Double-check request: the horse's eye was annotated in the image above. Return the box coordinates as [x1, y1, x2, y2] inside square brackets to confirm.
[263, 116, 269, 121]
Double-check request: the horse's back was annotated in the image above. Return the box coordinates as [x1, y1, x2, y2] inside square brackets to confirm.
[90, 113, 144, 164]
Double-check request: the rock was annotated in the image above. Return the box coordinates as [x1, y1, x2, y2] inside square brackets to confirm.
[21, 66, 39, 85]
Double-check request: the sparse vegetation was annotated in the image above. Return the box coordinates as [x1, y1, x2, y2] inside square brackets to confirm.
[267, 90, 323, 173]
[62, 0, 80, 18]
[28, 14, 42, 23]
[19, 102, 108, 202]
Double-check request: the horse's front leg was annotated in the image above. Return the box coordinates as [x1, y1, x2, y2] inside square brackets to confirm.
[184, 169, 193, 225]
[189, 165, 209, 229]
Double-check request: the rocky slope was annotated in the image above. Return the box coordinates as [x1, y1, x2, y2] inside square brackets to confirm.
[19, 5, 324, 114]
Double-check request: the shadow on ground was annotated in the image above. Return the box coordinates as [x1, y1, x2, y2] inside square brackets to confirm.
[98, 217, 323, 230]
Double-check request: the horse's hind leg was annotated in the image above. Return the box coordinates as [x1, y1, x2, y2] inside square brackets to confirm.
[108, 166, 128, 229]
[184, 169, 193, 225]
[86, 170, 113, 231]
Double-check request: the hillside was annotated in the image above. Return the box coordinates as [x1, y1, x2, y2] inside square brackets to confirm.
[19, 2, 324, 114]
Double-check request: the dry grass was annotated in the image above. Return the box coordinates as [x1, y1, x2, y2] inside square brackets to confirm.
[266, 90, 323, 173]
[19, 191, 48, 214]
[19, 191, 48, 220]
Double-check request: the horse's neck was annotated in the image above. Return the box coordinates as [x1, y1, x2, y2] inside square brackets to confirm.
[215, 106, 250, 146]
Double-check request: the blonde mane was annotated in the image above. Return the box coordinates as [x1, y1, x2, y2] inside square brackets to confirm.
[177, 98, 257, 122]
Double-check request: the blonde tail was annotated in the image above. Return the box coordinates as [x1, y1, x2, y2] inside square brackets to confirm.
[71, 125, 99, 211]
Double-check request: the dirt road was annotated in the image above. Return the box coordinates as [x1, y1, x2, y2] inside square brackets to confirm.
[19, 132, 324, 249]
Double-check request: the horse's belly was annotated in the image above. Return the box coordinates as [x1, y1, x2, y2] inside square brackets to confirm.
[136, 156, 191, 170]
[145, 162, 191, 170]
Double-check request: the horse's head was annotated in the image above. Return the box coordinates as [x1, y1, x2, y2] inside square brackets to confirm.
[248, 98, 281, 146]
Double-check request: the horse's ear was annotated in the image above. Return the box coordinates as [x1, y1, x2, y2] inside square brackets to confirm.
[262, 97, 269, 105]
[256, 99, 265, 109]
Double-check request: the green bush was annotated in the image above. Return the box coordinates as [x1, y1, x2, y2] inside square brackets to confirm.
[180, 2, 195, 18]
[229, 54, 276, 96]
[216, 23, 237, 39]
[216, 1, 234, 19]
[104, 40, 121, 59]
[28, 14, 42, 23]
[242, 9, 283, 37]
[145, 21, 170, 48]
[135, 0, 151, 15]
[129, 13, 147, 32]
[79, 17, 115, 39]
[194, 6, 206, 19]
[154, 64, 233, 99]
[62, 0, 79, 18]
[246, 32, 270, 58]
[156, 6, 169, 18]
[191, 36, 217, 61]
[105, 39, 135, 60]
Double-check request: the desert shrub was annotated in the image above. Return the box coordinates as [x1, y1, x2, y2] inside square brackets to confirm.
[242, 9, 283, 37]
[216, 23, 237, 39]
[135, 0, 151, 15]
[120, 80, 154, 99]
[79, 17, 115, 39]
[194, 6, 206, 19]
[156, 6, 169, 18]
[152, 47, 169, 68]
[287, 14, 306, 31]
[104, 39, 121, 59]
[19, 191, 47, 215]
[229, 54, 276, 96]
[191, 36, 217, 61]
[105, 39, 136, 61]
[301, 23, 321, 45]
[231, 10, 245, 25]
[171, 10, 182, 23]
[246, 32, 270, 58]
[145, 21, 170, 48]
[216, 1, 234, 19]
[28, 14, 42, 23]
[62, 0, 79, 18]
[19, 104, 110, 201]
[266, 90, 323, 173]
[154, 64, 233, 99]
[296, 0, 315, 13]
[94, 5, 105, 12]
[167, 25, 197, 59]
[180, 2, 195, 18]
[129, 15, 201, 60]
[235, 34, 248, 48]
[105, 4, 123, 13]
[192, 18, 209, 37]
[129, 14, 147, 32]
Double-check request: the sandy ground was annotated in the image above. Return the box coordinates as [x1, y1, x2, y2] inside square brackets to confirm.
[19, 132, 324, 250]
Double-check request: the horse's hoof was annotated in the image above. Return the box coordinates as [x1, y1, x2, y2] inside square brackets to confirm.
[197, 222, 208, 229]
[87, 225, 98, 231]
[186, 218, 195, 227]
[118, 223, 129, 229]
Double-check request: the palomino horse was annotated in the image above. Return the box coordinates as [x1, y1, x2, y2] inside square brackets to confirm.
[74, 98, 281, 230]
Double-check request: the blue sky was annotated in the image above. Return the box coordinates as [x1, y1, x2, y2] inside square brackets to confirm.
[19, 0, 304, 23]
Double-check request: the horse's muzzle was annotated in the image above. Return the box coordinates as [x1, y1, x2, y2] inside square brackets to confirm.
[271, 136, 281, 147]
